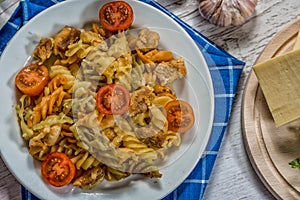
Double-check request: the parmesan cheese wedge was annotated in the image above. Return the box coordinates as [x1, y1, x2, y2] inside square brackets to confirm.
[253, 48, 300, 126]
[293, 30, 300, 50]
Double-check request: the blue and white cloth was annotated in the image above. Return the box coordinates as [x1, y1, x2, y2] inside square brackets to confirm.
[0, 0, 245, 199]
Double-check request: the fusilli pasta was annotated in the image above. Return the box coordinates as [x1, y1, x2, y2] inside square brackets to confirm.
[15, 22, 193, 189]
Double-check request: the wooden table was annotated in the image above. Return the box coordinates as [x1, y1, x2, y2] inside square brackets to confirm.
[1, 0, 299, 199]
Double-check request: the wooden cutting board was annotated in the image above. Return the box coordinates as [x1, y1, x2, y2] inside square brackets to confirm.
[242, 19, 300, 200]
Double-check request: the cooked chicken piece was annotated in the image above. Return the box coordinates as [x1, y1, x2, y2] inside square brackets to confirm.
[32, 38, 53, 63]
[154, 58, 187, 85]
[73, 166, 105, 189]
[129, 86, 155, 116]
[139, 130, 165, 149]
[53, 26, 81, 58]
[127, 34, 139, 50]
[169, 58, 187, 76]
[136, 127, 157, 139]
[135, 28, 160, 52]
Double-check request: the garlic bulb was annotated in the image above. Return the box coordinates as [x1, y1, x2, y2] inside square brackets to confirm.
[199, 0, 258, 27]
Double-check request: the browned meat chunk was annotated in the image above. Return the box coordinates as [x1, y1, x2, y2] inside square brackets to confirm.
[154, 58, 187, 85]
[135, 28, 160, 52]
[53, 26, 81, 58]
[129, 86, 155, 116]
[32, 38, 53, 63]
[73, 166, 105, 189]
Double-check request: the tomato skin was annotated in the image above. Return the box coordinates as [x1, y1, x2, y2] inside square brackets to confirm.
[15, 64, 49, 96]
[99, 1, 134, 32]
[164, 100, 195, 133]
[41, 152, 76, 187]
[96, 84, 130, 115]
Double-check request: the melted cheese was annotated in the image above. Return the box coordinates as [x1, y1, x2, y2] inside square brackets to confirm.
[253, 48, 300, 126]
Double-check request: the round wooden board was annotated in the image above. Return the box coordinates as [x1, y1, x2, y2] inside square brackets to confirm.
[242, 19, 300, 200]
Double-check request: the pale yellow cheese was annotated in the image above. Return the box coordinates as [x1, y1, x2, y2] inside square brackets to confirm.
[293, 31, 300, 50]
[253, 48, 300, 126]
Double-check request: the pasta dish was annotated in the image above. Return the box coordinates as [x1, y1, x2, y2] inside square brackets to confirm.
[14, 1, 195, 190]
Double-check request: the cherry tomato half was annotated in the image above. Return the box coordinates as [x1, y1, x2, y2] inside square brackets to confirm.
[164, 100, 195, 133]
[15, 64, 49, 96]
[41, 152, 76, 187]
[99, 1, 134, 32]
[96, 84, 130, 115]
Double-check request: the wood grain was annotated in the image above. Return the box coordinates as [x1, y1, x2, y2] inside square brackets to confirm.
[242, 19, 300, 200]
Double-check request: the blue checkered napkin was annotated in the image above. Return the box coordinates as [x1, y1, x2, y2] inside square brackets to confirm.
[0, 0, 245, 199]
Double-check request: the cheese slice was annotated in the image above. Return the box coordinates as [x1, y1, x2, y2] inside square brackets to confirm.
[253, 48, 300, 126]
[293, 31, 300, 50]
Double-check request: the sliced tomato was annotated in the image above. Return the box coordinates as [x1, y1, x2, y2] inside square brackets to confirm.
[41, 152, 76, 187]
[96, 84, 130, 115]
[164, 100, 195, 133]
[15, 64, 49, 96]
[99, 1, 134, 32]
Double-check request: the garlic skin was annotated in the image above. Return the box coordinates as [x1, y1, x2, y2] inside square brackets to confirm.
[199, 0, 258, 27]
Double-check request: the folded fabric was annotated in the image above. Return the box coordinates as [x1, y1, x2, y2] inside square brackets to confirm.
[0, 0, 245, 199]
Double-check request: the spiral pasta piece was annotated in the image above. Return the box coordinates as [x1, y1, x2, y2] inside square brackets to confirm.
[32, 86, 69, 124]
[50, 65, 75, 90]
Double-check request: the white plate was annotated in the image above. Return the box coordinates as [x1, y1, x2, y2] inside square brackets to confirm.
[0, 0, 214, 199]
